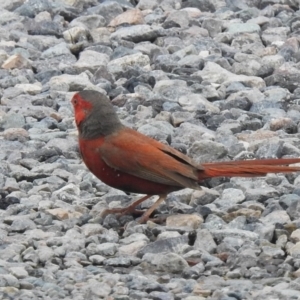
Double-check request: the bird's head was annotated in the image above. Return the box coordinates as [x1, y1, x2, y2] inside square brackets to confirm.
[71, 90, 123, 139]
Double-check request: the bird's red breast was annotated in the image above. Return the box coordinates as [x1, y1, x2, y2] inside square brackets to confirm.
[78, 134, 181, 195]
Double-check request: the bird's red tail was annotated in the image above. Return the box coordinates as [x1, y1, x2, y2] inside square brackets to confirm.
[198, 158, 300, 180]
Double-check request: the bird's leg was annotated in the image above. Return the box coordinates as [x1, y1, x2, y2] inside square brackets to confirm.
[139, 194, 167, 224]
[120, 194, 152, 215]
[103, 195, 152, 216]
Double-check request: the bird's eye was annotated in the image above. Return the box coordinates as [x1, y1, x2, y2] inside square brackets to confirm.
[72, 98, 77, 105]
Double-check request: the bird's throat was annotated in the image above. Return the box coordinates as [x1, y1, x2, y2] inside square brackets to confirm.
[75, 109, 88, 128]
[78, 111, 124, 140]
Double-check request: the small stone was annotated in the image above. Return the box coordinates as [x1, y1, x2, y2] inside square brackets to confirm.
[81, 224, 105, 237]
[227, 269, 242, 279]
[157, 232, 181, 240]
[10, 218, 36, 232]
[3, 128, 29, 142]
[107, 53, 150, 76]
[70, 14, 106, 29]
[74, 50, 109, 73]
[104, 257, 131, 267]
[197, 62, 265, 89]
[262, 27, 290, 46]
[262, 245, 285, 259]
[261, 55, 285, 70]
[63, 26, 91, 43]
[87, 243, 118, 256]
[149, 291, 175, 300]
[89, 280, 112, 297]
[3, 177, 19, 192]
[193, 285, 212, 297]
[110, 25, 163, 43]
[202, 18, 223, 37]
[24, 229, 55, 240]
[37, 246, 55, 263]
[204, 214, 226, 230]
[185, 296, 206, 300]
[166, 214, 203, 229]
[89, 255, 105, 265]
[276, 234, 287, 249]
[164, 10, 189, 29]
[223, 208, 261, 223]
[15, 83, 42, 95]
[0, 113, 25, 130]
[270, 117, 297, 133]
[35, 11, 51, 22]
[254, 223, 275, 242]
[120, 233, 149, 245]
[188, 140, 227, 163]
[179, 94, 220, 113]
[211, 229, 259, 242]
[41, 42, 72, 59]
[49, 73, 96, 92]
[0, 49, 8, 65]
[194, 229, 217, 253]
[293, 268, 300, 278]
[109, 9, 144, 27]
[144, 252, 188, 273]
[214, 188, 245, 209]
[261, 210, 291, 225]
[171, 111, 194, 127]
[118, 241, 148, 256]
[88, 2, 123, 23]
[227, 23, 261, 34]
[137, 0, 157, 10]
[2, 54, 31, 69]
[51, 183, 80, 201]
[46, 208, 69, 220]
[137, 236, 188, 257]
[190, 189, 219, 206]
[289, 242, 300, 259]
[9, 267, 28, 279]
[0, 274, 19, 288]
[154, 79, 189, 102]
[291, 229, 300, 243]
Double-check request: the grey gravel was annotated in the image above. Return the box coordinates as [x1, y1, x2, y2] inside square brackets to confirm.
[1, 0, 300, 299]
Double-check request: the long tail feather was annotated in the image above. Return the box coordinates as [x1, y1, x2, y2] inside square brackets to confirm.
[198, 158, 300, 180]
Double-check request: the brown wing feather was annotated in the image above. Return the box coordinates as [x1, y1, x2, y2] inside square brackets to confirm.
[99, 128, 202, 189]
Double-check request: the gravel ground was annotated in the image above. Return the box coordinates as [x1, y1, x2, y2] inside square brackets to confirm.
[1, 0, 300, 299]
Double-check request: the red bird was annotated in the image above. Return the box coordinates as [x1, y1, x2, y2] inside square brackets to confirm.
[72, 90, 300, 223]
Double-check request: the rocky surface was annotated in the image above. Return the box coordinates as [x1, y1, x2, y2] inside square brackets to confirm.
[1, 0, 300, 299]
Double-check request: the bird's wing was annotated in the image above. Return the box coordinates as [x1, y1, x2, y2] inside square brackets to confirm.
[99, 128, 203, 189]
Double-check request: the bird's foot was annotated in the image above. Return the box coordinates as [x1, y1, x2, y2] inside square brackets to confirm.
[102, 195, 152, 218]
[138, 194, 167, 224]
[102, 194, 167, 224]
